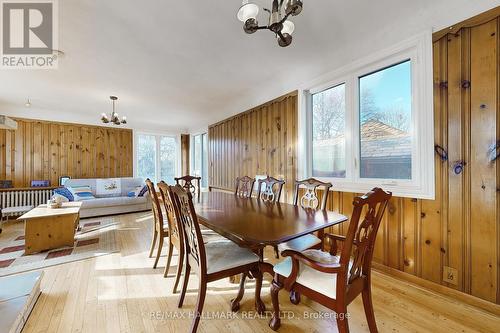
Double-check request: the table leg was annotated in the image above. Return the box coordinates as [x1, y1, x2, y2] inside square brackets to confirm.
[230, 272, 246, 312]
[250, 267, 265, 314]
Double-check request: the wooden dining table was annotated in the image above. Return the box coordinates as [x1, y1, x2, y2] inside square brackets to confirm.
[193, 191, 348, 313]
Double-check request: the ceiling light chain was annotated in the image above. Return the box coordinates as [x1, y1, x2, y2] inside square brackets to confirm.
[101, 96, 127, 125]
[237, 0, 302, 47]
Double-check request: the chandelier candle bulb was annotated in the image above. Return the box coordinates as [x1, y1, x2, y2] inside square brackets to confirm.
[281, 20, 295, 35]
[237, 0, 259, 22]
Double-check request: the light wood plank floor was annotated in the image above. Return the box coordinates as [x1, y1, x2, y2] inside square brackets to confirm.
[8, 212, 498, 333]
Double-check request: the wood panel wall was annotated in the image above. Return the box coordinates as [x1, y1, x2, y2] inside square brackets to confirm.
[207, 11, 500, 304]
[208, 92, 297, 203]
[0, 118, 133, 187]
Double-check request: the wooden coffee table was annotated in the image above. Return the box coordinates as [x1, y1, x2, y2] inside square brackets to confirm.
[18, 202, 82, 254]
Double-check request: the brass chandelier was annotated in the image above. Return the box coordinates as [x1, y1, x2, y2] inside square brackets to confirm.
[237, 0, 303, 47]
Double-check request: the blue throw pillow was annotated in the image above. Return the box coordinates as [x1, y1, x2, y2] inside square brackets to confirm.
[127, 191, 136, 197]
[54, 187, 74, 201]
[76, 192, 95, 200]
[138, 185, 148, 197]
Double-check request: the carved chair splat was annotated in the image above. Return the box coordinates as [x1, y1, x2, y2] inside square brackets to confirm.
[235, 176, 256, 198]
[175, 175, 202, 200]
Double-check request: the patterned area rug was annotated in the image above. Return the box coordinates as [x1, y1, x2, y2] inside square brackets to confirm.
[0, 217, 119, 277]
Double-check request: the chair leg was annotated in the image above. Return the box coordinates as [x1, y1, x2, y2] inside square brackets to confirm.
[149, 229, 158, 258]
[190, 281, 207, 333]
[178, 264, 191, 308]
[163, 242, 174, 278]
[273, 245, 280, 259]
[230, 273, 247, 312]
[153, 237, 163, 269]
[172, 246, 185, 293]
[336, 307, 350, 333]
[269, 276, 283, 331]
[362, 285, 378, 332]
[290, 290, 301, 305]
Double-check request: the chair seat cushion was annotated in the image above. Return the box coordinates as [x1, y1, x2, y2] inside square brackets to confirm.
[277, 234, 321, 253]
[205, 240, 259, 275]
[273, 249, 350, 299]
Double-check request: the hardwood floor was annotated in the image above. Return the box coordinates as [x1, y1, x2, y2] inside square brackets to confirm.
[12, 212, 498, 333]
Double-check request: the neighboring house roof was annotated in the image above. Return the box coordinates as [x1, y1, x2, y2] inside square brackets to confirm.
[314, 120, 411, 158]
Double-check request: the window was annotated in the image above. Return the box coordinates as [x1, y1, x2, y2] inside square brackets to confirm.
[159, 136, 177, 184]
[192, 133, 208, 188]
[136, 134, 156, 182]
[305, 33, 434, 199]
[312, 83, 346, 178]
[359, 61, 412, 180]
[135, 133, 178, 183]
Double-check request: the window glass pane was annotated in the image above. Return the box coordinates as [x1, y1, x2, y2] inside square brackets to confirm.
[359, 60, 412, 179]
[193, 134, 202, 178]
[137, 134, 156, 182]
[159, 136, 177, 184]
[202, 133, 208, 188]
[312, 83, 346, 178]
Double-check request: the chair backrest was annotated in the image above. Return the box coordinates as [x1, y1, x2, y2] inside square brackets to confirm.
[145, 178, 164, 234]
[293, 178, 332, 210]
[157, 181, 183, 249]
[339, 188, 392, 287]
[257, 176, 285, 203]
[175, 175, 201, 199]
[235, 176, 255, 198]
[170, 184, 207, 275]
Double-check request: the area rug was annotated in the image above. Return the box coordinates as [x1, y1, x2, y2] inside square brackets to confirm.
[0, 217, 119, 277]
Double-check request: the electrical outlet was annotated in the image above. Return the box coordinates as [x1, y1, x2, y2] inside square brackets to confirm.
[443, 266, 458, 285]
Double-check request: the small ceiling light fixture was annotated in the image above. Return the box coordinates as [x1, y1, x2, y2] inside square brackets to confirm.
[237, 0, 302, 47]
[25, 98, 31, 108]
[101, 96, 127, 125]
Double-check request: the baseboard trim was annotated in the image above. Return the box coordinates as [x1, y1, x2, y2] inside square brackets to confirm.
[372, 262, 500, 317]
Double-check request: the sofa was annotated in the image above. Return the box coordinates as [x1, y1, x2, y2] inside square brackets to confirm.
[64, 177, 150, 218]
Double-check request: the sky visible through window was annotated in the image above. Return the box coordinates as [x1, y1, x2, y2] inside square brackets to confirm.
[360, 60, 412, 130]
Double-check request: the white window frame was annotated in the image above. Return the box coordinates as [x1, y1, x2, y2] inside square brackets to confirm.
[133, 130, 181, 183]
[300, 32, 434, 199]
[190, 131, 209, 190]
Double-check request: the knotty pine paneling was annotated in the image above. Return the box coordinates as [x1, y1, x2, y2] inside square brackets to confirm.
[207, 13, 500, 304]
[208, 92, 297, 203]
[0, 118, 133, 187]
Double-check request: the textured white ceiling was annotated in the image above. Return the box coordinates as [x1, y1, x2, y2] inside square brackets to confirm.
[0, 0, 498, 132]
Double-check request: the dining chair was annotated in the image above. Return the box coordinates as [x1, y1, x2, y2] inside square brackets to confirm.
[269, 187, 392, 333]
[169, 184, 262, 333]
[157, 181, 185, 292]
[145, 179, 169, 269]
[277, 178, 333, 254]
[256, 176, 285, 203]
[158, 181, 229, 292]
[175, 175, 202, 200]
[235, 176, 256, 198]
[256, 175, 285, 258]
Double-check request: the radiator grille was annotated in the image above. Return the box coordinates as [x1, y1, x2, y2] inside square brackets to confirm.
[0, 189, 54, 218]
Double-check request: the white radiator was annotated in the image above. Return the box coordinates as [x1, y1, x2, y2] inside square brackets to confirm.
[0, 189, 54, 218]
